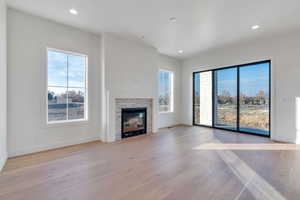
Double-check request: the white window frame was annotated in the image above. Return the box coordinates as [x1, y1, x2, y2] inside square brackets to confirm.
[46, 47, 88, 124]
[159, 69, 174, 113]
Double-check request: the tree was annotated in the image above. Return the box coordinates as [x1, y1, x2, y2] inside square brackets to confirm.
[68, 90, 84, 103]
[48, 91, 55, 101]
[257, 90, 265, 98]
[218, 90, 232, 104]
[255, 90, 266, 105]
[221, 90, 231, 97]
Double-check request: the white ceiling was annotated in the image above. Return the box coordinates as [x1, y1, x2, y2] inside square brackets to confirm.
[6, 0, 300, 59]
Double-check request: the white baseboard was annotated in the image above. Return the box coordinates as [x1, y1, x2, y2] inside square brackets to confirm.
[271, 137, 294, 144]
[8, 136, 101, 158]
[0, 154, 7, 172]
[158, 123, 188, 129]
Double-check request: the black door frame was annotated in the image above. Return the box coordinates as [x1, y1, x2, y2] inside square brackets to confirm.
[192, 60, 271, 138]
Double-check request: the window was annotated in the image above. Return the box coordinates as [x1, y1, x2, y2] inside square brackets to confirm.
[193, 61, 270, 137]
[159, 70, 174, 113]
[47, 49, 88, 123]
[239, 62, 270, 136]
[214, 67, 238, 130]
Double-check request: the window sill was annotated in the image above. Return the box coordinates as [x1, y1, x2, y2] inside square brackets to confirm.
[46, 119, 89, 128]
[159, 111, 174, 114]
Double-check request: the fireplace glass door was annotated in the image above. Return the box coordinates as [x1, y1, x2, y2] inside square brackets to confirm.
[122, 108, 147, 138]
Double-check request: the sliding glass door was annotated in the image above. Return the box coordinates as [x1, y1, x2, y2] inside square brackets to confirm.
[193, 71, 212, 126]
[214, 68, 238, 131]
[239, 62, 270, 136]
[193, 60, 270, 137]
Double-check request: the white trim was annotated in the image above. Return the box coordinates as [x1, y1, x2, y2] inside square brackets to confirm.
[46, 47, 89, 125]
[46, 119, 88, 128]
[271, 137, 294, 144]
[0, 155, 7, 172]
[159, 111, 174, 114]
[170, 71, 174, 112]
[8, 136, 101, 158]
[47, 47, 88, 57]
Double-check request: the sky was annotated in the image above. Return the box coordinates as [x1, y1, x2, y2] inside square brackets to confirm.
[194, 62, 269, 97]
[159, 71, 171, 96]
[48, 50, 86, 94]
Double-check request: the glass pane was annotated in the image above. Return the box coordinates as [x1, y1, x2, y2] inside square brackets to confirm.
[200, 71, 212, 126]
[194, 73, 200, 124]
[159, 71, 171, 112]
[48, 50, 67, 87]
[193, 71, 212, 126]
[68, 54, 86, 88]
[214, 68, 238, 130]
[239, 62, 270, 136]
[123, 112, 146, 133]
[48, 87, 67, 122]
[67, 88, 85, 120]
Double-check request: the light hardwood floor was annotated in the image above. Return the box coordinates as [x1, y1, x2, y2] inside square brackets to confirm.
[1, 126, 300, 200]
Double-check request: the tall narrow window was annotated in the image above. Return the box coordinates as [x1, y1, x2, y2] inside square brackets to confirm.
[193, 71, 212, 126]
[159, 70, 174, 113]
[47, 49, 88, 123]
[239, 62, 270, 135]
[214, 67, 238, 130]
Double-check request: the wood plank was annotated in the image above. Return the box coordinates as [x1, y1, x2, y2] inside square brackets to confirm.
[0, 126, 299, 200]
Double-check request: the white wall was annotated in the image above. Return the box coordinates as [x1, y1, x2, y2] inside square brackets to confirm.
[6, 10, 183, 155]
[182, 31, 300, 143]
[102, 33, 159, 142]
[7, 9, 102, 157]
[101, 34, 182, 141]
[157, 54, 182, 128]
[0, 0, 7, 170]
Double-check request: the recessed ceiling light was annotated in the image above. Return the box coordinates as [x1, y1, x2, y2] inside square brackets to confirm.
[69, 8, 78, 15]
[169, 17, 177, 22]
[252, 25, 260, 30]
[178, 50, 183, 54]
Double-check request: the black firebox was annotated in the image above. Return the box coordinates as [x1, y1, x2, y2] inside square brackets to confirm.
[121, 107, 147, 138]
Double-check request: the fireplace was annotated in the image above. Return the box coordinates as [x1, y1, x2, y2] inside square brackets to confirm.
[121, 107, 147, 138]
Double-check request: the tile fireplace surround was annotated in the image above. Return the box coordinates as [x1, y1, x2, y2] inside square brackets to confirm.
[115, 98, 153, 140]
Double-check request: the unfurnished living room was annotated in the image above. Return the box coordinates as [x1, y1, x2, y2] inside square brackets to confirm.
[1, 0, 300, 199]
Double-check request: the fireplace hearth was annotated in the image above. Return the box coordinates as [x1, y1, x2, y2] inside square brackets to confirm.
[121, 107, 147, 138]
